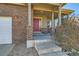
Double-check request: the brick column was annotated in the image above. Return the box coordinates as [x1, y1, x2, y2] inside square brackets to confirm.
[26, 3, 34, 48]
[27, 3, 33, 40]
[26, 26, 33, 40]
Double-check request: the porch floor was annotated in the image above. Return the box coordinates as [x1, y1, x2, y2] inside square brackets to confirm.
[33, 32, 51, 40]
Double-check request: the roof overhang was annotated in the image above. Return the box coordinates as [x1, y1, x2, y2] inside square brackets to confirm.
[1, 3, 74, 15]
[33, 3, 74, 15]
[3, 3, 27, 7]
[54, 8, 74, 15]
[48, 3, 66, 6]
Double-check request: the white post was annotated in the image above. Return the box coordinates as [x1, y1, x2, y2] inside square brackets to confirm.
[52, 12, 54, 31]
[58, 4, 62, 26]
[28, 3, 32, 26]
[27, 3, 34, 48]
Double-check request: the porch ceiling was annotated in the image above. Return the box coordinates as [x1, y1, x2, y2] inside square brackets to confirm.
[33, 10, 63, 19]
[32, 3, 58, 12]
[34, 10, 52, 19]
[48, 3, 66, 6]
[33, 8, 74, 19]
[32, 3, 74, 15]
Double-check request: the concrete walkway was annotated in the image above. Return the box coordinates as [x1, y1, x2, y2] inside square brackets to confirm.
[8, 43, 38, 56]
[0, 44, 15, 56]
[33, 32, 67, 56]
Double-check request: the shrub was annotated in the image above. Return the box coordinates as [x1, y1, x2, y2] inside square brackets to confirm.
[55, 20, 79, 51]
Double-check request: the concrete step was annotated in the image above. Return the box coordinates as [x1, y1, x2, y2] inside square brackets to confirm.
[33, 35, 51, 40]
[33, 32, 67, 56]
[34, 39, 52, 43]
[40, 51, 68, 56]
[33, 33, 50, 36]
[33, 34, 52, 43]
[35, 42, 62, 55]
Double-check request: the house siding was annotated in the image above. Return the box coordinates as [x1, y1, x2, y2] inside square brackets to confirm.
[0, 4, 28, 44]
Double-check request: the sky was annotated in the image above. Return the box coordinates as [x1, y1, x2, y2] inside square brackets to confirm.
[63, 3, 79, 16]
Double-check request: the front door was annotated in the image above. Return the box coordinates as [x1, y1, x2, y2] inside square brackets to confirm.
[33, 18, 40, 32]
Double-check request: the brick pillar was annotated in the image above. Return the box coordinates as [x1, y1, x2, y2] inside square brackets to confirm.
[26, 3, 33, 40]
[26, 26, 33, 40]
[26, 3, 34, 48]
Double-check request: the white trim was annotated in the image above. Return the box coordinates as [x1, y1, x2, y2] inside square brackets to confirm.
[26, 40, 35, 48]
[51, 12, 54, 30]
[58, 5, 62, 26]
[28, 3, 32, 26]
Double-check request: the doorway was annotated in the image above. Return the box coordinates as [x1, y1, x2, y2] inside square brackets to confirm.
[33, 18, 40, 32]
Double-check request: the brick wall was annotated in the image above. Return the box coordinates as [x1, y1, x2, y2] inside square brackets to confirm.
[0, 4, 28, 44]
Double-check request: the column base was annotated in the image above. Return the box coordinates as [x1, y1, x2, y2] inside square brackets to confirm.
[26, 40, 35, 48]
[26, 26, 34, 48]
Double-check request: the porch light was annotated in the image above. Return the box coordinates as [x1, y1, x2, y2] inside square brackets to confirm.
[12, 15, 17, 20]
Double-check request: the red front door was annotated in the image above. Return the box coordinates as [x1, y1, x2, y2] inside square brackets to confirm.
[33, 18, 40, 32]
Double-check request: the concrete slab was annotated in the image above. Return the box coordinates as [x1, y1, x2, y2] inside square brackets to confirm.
[35, 42, 62, 55]
[33, 32, 50, 36]
[33, 36, 51, 40]
[0, 44, 15, 56]
[8, 43, 38, 56]
[40, 51, 68, 56]
[35, 42, 61, 50]
[33, 33, 51, 40]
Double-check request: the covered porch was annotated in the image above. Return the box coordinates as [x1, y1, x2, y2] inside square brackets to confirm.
[27, 3, 74, 56]
[27, 3, 73, 40]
